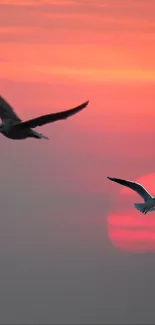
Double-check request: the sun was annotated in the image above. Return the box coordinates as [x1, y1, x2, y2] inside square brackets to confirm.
[107, 173, 155, 253]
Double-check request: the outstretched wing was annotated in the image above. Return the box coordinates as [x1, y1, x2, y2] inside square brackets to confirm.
[107, 177, 152, 202]
[12, 100, 89, 130]
[0, 96, 21, 122]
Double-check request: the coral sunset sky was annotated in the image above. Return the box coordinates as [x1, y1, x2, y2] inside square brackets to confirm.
[1, 0, 155, 323]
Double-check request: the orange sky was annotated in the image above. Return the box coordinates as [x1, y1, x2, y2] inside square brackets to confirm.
[1, 0, 155, 255]
[1, 0, 155, 85]
[1, 0, 155, 119]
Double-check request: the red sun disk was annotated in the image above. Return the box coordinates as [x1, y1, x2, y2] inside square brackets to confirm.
[108, 173, 155, 253]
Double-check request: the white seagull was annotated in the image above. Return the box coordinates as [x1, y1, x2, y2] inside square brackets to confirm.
[107, 176, 155, 214]
[0, 96, 89, 140]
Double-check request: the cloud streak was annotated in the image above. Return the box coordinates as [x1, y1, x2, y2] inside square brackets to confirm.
[1, 0, 155, 88]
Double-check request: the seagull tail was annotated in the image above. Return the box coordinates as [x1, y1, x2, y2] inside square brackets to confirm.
[40, 133, 49, 140]
[32, 130, 49, 139]
[34, 132, 49, 140]
[134, 203, 146, 213]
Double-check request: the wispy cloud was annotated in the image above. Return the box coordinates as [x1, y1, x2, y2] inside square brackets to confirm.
[1, 1, 155, 85]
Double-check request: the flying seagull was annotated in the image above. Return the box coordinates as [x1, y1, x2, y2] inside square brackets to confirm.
[0, 96, 89, 140]
[107, 176, 155, 214]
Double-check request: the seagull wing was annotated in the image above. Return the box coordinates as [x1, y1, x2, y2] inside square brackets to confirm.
[12, 100, 89, 130]
[0, 96, 21, 122]
[107, 177, 152, 202]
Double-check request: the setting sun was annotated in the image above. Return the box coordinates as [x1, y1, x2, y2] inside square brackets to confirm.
[108, 173, 155, 253]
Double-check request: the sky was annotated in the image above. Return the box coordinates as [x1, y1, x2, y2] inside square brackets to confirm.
[1, 0, 155, 323]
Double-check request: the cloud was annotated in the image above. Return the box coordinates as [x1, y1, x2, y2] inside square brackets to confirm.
[1, 59, 155, 84]
[0, 0, 39, 5]
[0, 0, 155, 29]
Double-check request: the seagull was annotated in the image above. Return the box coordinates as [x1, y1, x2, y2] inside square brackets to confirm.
[107, 176, 155, 214]
[0, 96, 89, 140]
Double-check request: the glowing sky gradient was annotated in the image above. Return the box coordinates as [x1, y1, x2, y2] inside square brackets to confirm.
[1, 0, 155, 323]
